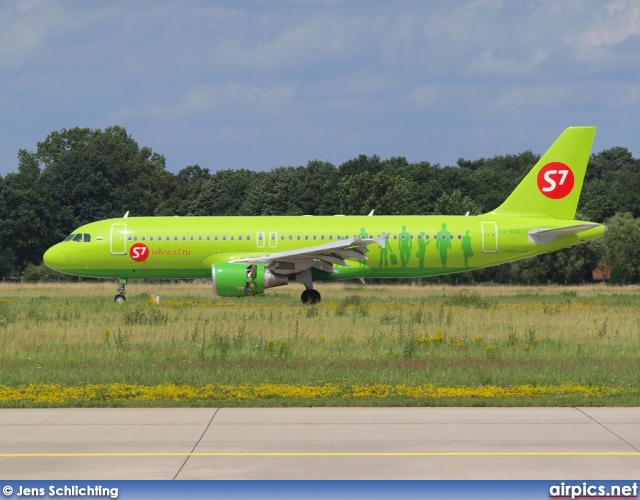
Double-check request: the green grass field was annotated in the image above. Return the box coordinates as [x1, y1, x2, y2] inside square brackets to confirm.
[0, 281, 638, 407]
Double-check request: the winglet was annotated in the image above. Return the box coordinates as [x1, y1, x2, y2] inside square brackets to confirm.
[372, 233, 389, 250]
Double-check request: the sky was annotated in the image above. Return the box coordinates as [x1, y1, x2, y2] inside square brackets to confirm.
[1, 0, 639, 176]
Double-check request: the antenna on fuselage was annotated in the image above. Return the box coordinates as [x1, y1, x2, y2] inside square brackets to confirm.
[123, 211, 129, 218]
[368, 209, 375, 216]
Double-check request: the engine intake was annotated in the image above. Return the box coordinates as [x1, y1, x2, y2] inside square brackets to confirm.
[212, 263, 288, 297]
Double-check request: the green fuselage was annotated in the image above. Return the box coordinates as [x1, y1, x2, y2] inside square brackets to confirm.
[43, 215, 605, 281]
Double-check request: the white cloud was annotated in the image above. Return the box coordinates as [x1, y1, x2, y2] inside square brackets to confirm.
[110, 82, 298, 122]
[410, 85, 444, 108]
[0, 0, 61, 68]
[212, 13, 364, 73]
[579, 0, 640, 48]
[469, 48, 549, 76]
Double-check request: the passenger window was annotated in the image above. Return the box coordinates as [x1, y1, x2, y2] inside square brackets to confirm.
[174, 236, 178, 241]
[280, 235, 284, 240]
[133, 236, 138, 241]
[141, 236, 146, 241]
[215, 236, 218, 241]
[297, 235, 301, 240]
[329, 235, 333, 240]
[206, 236, 210, 241]
[321, 235, 325, 240]
[239, 235, 243, 241]
[223, 236, 226, 241]
[231, 236, 234, 241]
[182, 236, 186, 241]
[73, 234, 83, 242]
[127, 236, 132, 241]
[289, 235, 292, 240]
[83, 234, 91, 243]
[247, 235, 251, 240]
[64, 234, 75, 242]
[191, 236, 195, 241]
[150, 236, 154, 241]
[313, 235, 317, 240]
[305, 235, 309, 240]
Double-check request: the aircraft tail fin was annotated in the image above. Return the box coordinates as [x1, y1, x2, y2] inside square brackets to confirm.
[490, 127, 596, 219]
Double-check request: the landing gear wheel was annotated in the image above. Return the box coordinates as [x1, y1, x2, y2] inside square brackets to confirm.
[113, 277, 127, 304]
[301, 289, 321, 305]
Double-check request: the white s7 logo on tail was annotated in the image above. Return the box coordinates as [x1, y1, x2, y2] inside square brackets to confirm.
[541, 170, 569, 192]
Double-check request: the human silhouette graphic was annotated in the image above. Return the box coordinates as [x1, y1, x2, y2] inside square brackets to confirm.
[461, 229, 473, 267]
[416, 231, 430, 268]
[398, 225, 412, 268]
[435, 223, 452, 268]
[379, 236, 395, 267]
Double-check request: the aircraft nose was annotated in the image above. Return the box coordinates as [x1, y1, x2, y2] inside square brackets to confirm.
[43, 244, 64, 270]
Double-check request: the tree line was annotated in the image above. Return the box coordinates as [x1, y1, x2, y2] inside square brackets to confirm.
[1, 126, 639, 283]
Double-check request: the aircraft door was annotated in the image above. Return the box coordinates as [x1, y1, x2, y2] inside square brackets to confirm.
[481, 222, 498, 253]
[257, 232, 265, 248]
[269, 232, 278, 248]
[110, 223, 127, 255]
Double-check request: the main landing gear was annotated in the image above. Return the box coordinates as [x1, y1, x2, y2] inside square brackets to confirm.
[297, 269, 321, 305]
[301, 289, 321, 305]
[114, 278, 127, 303]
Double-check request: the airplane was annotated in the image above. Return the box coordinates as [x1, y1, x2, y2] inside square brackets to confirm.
[43, 126, 606, 304]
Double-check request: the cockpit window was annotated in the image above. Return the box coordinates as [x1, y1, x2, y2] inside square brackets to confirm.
[64, 233, 92, 242]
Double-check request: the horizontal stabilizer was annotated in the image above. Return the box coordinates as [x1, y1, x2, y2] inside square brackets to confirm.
[527, 224, 601, 245]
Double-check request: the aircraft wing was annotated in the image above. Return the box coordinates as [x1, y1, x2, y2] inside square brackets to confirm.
[527, 224, 601, 245]
[231, 234, 388, 275]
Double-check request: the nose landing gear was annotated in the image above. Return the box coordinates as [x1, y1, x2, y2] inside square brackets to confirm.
[114, 278, 127, 303]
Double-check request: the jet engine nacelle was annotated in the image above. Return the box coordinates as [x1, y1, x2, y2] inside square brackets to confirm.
[211, 263, 288, 297]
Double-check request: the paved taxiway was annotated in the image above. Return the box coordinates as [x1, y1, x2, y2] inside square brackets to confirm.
[0, 407, 639, 479]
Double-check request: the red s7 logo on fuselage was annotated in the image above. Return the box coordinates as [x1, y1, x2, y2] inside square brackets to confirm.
[129, 243, 149, 262]
[537, 162, 574, 199]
